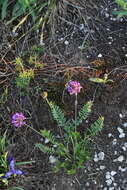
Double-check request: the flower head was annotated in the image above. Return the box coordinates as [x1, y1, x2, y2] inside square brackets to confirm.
[12, 113, 26, 127]
[4, 157, 25, 178]
[66, 81, 82, 95]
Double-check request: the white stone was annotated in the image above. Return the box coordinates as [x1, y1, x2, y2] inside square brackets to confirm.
[119, 166, 127, 172]
[123, 123, 127, 127]
[124, 142, 127, 148]
[119, 133, 125, 138]
[49, 155, 57, 164]
[79, 24, 84, 30]
[64, 40, 69, 45]
[112, 139, 117, 145]
[100, 165, 105, 170]
[98, 53, 102, 58]
[86, 182, 89, 186]
[122, 146, 126, 151]
[113, 18, 116, 21]
[98, 152, 105, 160]
[109, 187, 115, 190]
[94, 153, 98, 162]
[117, 127, 123, 133]
[106, 179, 112, 186]
[119, 114, 123, 118]
[53, 144, 57, 148]
[111, 171, 117, 176]
[108, 133, 112, 137]
[117, 155, 124, 162]
[106, 174, 111, 179]
[113, 183, 117, 186]
[105, 13, 109, 18]
[45, 138, 50, 144]
[111, 176, 114, 181]
[94, 157, 98, 162]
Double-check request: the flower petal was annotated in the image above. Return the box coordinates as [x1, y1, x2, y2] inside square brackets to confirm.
[9, 157, 15, 171]
[4, 171, 13, 178]
[14, 169, 25, 175]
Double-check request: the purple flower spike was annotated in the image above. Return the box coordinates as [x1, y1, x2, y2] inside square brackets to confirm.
[67, 81, 82, 95]
[4, 157, 25, 179]
[12, 113, 26, 127]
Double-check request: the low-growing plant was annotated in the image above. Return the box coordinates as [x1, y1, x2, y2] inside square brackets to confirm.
[0, 129, 34, 187]
[14, 57, 34, 90]
[113, 0, 127, 17]
[16, 69, 34, 89]
[11, 81, 104, 174]
[0, 131, 8, 185]
[35, 82, 104, 174]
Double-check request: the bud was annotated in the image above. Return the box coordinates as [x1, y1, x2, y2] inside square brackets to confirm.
[41, 92, 48, 99]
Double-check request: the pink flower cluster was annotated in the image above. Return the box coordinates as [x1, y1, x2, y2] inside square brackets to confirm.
[12, 113, 26, 127]
[67, 81, 82, 95]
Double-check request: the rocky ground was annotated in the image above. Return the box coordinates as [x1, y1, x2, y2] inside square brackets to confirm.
[0, 0, 127, 189]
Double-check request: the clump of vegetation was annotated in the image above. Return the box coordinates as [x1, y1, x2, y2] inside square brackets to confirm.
[0, 131, 9, 185]
[35, 82, 104, 174]
[113, 0, 127, 17]
[14, 57, 34, 90]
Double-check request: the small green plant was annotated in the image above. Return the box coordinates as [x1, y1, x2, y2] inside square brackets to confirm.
[16, 69, 34, 89]
[0, 131, 9, 185]
[89, 74, 113, 84]
[14, 57, 34, 89]
[113, 0, 127, 17]
[36, 82, 104, 174]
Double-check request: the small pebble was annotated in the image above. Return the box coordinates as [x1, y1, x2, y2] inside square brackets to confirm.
[122, 146, 126, 151]
[49, 155, 57, 164]
[45, 138, 50, 144]
[119, 166, 127, 172]
[119, 114, 123, 118]
[117, 127, 123, 133]
[117, 155, 124, 162]
[111, 171, 117, 176]
[64, 40, 69, 45]
[105, 13, 110, 18]
[98, 53, 102, 58]
[108, 133, 112, 137]
[106, 174, 111, 179]
[100, 165, 105, 170]
[123, 123, 127, 127]
[106, 179, 112, 186]
[112, 139, 117, 145]
[119, 133, 125, 138]
[98, 152, 105, 160]
[109, 187, 114, 190]
[124, 142, 127, 148]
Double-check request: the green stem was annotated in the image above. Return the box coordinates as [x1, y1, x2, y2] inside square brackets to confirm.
[75, 94, 78, 129]
[26, 125, 42, 136]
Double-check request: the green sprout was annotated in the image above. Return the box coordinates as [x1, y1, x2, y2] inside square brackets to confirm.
[89, 74, 113, 84]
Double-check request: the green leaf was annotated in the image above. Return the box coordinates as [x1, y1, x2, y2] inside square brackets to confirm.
[6, 187, 25, 190]
[74, 101, 93, 127]
[88, 116, 104, 137]
[16, 160, 35, 166]
[48, 101, 70, 128]
[35, 143, 55, 154]
[67, 169, 76, 175]
[1, 0, 8, 20]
